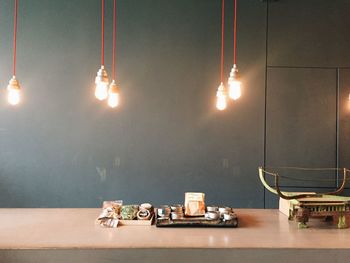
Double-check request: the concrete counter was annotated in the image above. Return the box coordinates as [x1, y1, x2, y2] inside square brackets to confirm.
[0, 208, 349, 262]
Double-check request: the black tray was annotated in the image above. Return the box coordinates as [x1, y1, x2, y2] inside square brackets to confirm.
[156, 213, 238, 228]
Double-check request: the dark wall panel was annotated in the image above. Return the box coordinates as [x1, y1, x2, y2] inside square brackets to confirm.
[268, 0, 350, 67]
[0, 0, 267, 208]
[338, 69, 350, 196]
[339, 69, 350, 170]
[265, 68, 337, 207]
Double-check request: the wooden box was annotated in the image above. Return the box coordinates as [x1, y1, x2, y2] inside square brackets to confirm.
[119, 216, 154, 226]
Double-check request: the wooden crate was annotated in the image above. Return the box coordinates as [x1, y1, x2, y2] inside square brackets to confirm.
[119, 215, 154, 226]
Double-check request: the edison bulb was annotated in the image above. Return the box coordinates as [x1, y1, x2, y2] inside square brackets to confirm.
[216, 82, 227, 111]
[7, 76, 21, 106]
[228, 79, 241, 100]
[108, 80, 120, 108]
[95, 65, 109, 100]
[228, 64, 241, 100]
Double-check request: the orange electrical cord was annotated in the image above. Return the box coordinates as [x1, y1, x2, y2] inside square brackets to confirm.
[220, 0, 225, 83]
[112, 0, 116, 80]
[13, 0, 18, 76]
[101, 0, 105, 66]
[233, 0, 237, 65]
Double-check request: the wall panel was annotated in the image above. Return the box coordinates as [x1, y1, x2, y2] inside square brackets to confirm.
[268, 0, 350, 67]
[265, 68, 337, 207]
[339, 69, 350, 170]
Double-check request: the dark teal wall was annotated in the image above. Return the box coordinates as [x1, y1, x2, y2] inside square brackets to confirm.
[0, 0, 347, 208]
[0, 0, 266, 208]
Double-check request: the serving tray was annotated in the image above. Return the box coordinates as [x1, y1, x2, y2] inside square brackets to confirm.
[156, 213, 238, 228]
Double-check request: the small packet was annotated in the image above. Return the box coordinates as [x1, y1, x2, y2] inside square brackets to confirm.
[184, 192, 205, 216]
[97, 200, 123, 228]
[103, 200, 123, 214]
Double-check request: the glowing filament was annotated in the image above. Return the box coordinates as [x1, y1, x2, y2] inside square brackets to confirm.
[108, 92, 119, 108]
[8, 87, 20, 105]
[95, 81, 109, 100]
[228, 65, 241, 100]
[95, 65, 109, 100]
[228, 79, 241, 100]
[216, 82, 227, 111]
[108, 80, 120, 108]
[7, 76, 21, 106]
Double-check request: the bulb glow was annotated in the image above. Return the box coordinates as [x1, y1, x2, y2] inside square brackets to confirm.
[8, 87, 20, 105]
[216, 95, 227, 111]
[216, 82, 227, 111]
[228, 64, 241, 100]
[107, 80, 120, 108]
[7, 76, 21, 106]
[95, 65, 109, 100]
[108, 92, 119, 108]
[228, 79, 241, 100]
[95, 82, 109, 100]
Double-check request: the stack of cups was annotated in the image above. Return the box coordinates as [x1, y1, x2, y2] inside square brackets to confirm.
[218, 207, 235, 221]
[157, 205, 171, 219]
[205, 205, 220, 220]
[171, 204, 184, 220]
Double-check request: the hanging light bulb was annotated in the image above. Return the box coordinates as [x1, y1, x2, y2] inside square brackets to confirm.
[107, 0, 121, 109]
[94, 0, 109, 101]
[95, 65, 109, 100]
[228, 64, 241, 100]
[7, 76, 21, 106]
[215, 0, 227, 111]
[216, 82, 227, 111]
[227, 0, 242, 101]
[108, 80, 120, 108]
[7, 0, 21, 106]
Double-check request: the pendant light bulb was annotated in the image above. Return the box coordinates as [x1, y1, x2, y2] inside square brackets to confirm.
[108, 80, 120, 108]
[8, 0, 21, 106]
[228, 64, 241, 100]
[95, 65, 109, 100]
[7, 76, 21, 106]
[216, 82, 227, 111]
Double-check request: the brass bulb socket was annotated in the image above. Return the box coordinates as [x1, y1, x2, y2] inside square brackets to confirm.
[95, 65, 109, 84]
[229, 65, 240, 80]
[216, 82, 226, 97]
[7, 76, 21, 91]
[108, 80, 120, 94]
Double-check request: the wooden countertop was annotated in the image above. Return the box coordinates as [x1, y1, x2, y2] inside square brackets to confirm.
[0, 208, 349, 249]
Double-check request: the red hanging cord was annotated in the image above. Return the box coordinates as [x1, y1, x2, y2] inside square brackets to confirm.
[112, 0, 116, 80]
[13, 0, 18, 76]
[233, 0, 237, 65]
[220, 0, 225, 83]
[101, 0, 105, 66]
